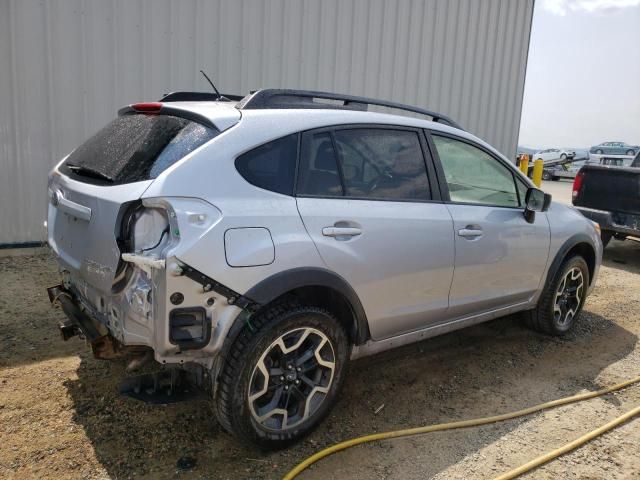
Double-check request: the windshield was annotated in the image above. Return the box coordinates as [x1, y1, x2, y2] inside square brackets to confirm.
[62, 114, 218, 184]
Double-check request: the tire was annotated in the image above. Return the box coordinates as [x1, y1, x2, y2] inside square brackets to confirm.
[601, 232, 612, 248]
[214, 302, 349, 449]
[595, 149, 603, 154]
[542, 170, 551, 181]
[560, 153, 567, 160]
[626, 149, 635, 156]
[524, 255, 589, 336]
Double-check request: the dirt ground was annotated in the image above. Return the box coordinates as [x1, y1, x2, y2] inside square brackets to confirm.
[2, 208, 640, 479]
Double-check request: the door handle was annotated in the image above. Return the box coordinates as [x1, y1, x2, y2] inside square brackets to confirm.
[322, 227, 362, 238]
[51, 189, 92, 222]
[458, 227, 483, 238]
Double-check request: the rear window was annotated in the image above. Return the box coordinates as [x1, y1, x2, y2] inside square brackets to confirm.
[62, 114, 218, 184]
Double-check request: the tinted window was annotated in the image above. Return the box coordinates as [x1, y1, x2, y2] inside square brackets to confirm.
[63, 114, 217, 184]
[235, 134, 298, 195]
[432, 135, 519, 207]
[333, 129, 430, 200]
[297, 132, 343, 196]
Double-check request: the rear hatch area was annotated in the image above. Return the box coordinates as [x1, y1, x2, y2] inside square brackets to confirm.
[48, 109, 220, 294]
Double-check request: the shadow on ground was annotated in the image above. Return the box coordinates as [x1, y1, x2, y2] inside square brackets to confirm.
[64, 308, 636, 479]
[602, 238, 640, 275]
[0, 252, 81, 369]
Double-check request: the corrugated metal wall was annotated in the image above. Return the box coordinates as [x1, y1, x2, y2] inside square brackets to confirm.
[0, 0, 534, 245]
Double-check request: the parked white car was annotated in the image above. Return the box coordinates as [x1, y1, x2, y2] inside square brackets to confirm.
[534, 148, 576, 161]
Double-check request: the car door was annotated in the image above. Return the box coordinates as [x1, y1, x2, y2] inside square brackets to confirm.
[428, 132, 550, 319]
[295, 126, 455, 340]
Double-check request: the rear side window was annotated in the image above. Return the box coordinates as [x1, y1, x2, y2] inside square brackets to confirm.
[63, 114, 218, 184]
[235, 134, 298, 195]
[297, 132, 344, 196]
[333, 129, 430, 200]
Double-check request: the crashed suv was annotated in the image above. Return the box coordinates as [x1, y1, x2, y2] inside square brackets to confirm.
[47, 89, 602, 448]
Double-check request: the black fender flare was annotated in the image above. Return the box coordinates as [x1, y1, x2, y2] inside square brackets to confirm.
[543, 233, 597, 290]
[245, 267, 370, 345]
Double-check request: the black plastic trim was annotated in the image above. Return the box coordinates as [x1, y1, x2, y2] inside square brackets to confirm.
[159, 91, 244, 102]
[179, 263, 260, 313]
[244, 267, 370, 345]
[169, 307, 211, 350]
[543, 233, 597, 289]
[239, 89, 463, 130]
[0, 241, 45, 250]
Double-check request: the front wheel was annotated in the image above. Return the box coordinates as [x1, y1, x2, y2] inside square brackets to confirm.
[214, 302, 349, 449]
[626, 149, 635, 156]
[595, 149, 603, 154]
[524, 255, 589, 335]
[561, 153, 567, 160]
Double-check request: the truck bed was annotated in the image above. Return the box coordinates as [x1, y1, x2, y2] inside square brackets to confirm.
[573, 164, 640, 215]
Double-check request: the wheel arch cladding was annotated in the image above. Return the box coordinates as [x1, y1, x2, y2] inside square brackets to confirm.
[245, 267, 370, 345]
[547, 234, 597, 288]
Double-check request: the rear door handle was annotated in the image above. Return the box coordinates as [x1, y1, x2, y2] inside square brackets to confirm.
[322, 227, 362, 238]
[458, 227, 483, 238]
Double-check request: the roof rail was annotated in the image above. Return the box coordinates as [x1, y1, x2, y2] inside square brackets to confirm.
[237, 89, 463, 130]
[159, 91, 245, 102]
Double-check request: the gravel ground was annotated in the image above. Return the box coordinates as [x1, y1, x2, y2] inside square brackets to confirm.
[1, 228, 639, 479]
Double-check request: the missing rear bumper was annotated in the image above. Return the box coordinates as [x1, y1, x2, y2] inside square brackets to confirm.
[47, 284, 149, 360]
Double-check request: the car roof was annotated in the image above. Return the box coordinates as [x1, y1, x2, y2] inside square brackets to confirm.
[131, 98, 510, 165]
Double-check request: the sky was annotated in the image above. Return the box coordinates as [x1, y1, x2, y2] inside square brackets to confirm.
[518, 0, 640, 149]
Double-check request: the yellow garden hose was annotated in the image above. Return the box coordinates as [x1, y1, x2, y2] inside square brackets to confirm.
[282, 375, 640, 480]
[493, 404, 640, 480]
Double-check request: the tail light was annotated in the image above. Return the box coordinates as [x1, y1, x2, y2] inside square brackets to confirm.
[131, 102, 163, 113]
[572, 171, 585, 202]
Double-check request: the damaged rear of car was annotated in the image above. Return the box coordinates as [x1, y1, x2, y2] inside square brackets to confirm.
[47, 101, 241, 374]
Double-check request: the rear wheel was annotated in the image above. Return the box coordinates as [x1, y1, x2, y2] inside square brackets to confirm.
[525, 255, 589, 335]
[542, 170, 552, 181]
[595, 149, 603, 154]
[561, 153, 567, 160]
[214, 302, 349, 449]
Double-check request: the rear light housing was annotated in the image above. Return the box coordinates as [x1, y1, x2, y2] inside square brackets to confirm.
[572, 171, 584, 202]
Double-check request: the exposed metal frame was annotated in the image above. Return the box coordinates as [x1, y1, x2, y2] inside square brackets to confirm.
[238, 89, 464, 130]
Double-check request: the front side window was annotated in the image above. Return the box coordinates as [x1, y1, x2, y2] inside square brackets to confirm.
[432, 135, 519, 208]
[235, 134, 298, 195]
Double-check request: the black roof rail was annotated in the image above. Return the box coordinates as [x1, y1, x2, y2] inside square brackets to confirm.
[237, 89, 463, 130]
[159, 91, 245, 102]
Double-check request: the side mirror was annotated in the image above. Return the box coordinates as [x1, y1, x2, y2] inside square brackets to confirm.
[524, 187, 552, 223]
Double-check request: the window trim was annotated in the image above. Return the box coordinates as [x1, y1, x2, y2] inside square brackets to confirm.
[295, 124, 441, 203]
[425, 129, 531, 210]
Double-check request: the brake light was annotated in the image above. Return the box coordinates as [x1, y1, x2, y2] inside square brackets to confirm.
[131, 102, 162, 113]
[572, 171, 584, 201]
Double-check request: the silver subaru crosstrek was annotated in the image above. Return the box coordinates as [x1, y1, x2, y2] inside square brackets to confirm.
[47, 89, 602, 448]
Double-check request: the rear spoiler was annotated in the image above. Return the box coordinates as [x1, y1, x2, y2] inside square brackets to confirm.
[117, 103, 221, 131]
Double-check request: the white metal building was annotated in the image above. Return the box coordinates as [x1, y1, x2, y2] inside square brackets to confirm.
[0, 0, 534, 245]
